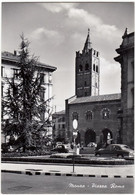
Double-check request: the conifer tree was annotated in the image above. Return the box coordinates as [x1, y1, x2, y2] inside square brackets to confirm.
[2, 34, 53, 152]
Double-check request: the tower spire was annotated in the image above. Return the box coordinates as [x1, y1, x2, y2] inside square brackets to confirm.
[122, 28, 128, 38]
[83, 28, 92, 53]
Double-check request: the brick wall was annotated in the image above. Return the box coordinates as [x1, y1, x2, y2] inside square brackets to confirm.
[66, 99, 121, 145]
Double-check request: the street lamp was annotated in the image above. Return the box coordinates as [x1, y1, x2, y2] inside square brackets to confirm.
[73, 119, 78, 151]
[72, 119, 78, 173]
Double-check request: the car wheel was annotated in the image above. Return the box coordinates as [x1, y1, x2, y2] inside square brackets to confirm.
[117, 154, 123, 159]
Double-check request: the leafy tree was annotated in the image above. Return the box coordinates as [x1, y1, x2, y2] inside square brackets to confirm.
[2, 34, 53, 152]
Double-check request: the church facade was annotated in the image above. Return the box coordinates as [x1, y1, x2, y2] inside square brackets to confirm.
[65, 29, 134, 148]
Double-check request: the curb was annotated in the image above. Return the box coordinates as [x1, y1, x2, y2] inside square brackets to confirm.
[1, 170, 134, 178]
[2, 157, 134, 165]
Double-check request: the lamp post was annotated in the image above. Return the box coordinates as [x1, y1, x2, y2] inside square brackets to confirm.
[72, 119, 78, 173]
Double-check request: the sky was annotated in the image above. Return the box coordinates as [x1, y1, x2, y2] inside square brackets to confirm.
[2, 2, 134, 112]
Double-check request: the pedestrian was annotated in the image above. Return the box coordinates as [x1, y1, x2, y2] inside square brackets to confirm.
[71, 143, 74, 149]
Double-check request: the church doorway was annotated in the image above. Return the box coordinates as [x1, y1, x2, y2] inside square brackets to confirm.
[85, 129, 96, 146]
[102, 128, 113, 146]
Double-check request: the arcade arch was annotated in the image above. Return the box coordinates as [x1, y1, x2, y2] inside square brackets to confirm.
[85, 129, 96, 146]
[102, 128, 113, 146]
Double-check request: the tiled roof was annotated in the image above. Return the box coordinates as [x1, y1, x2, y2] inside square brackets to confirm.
[69, 93, 121, 104]
[2, 51, 57, 72]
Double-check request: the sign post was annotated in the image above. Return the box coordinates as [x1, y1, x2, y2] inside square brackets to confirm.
[72, 119, 78, 173]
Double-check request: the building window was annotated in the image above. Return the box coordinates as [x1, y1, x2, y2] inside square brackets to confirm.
[13, 83, 18, 97]
[1, 66, 4, 77]
[96, 66, 98, 73]
[49, 77, 52, 83]
[40, 73, 45, 84]
[58, 117, 65, 122]
[79, 65, 83, 72]
[1, 83, 4, 97]
[72, 112, 78, 120]
[97, 52, 99, 57]
[62, 124, 65, 129]
[102, 108, 111, 119]
[85, 91, 87, 96]
[93, 64, 95, 71]
[131, 61, 134, 81]
[85, 63, 89, 71]
[39, 88, 45, 101]
[49, 73, 52, 83]
[85, 110, 93, 120]
[58, 117, 62, 122]
[84, 81, 87, 87]
[13, 69, 20, 79]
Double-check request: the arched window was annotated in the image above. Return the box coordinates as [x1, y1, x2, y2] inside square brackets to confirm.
[72, 112, 78, 120]
[102, 108, 111, 119]
[85, 110, 93, 120]
[79, 65, 83, 72]
[85, 63, 89, 71]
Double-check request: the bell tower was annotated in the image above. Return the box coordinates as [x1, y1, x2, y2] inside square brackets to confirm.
[75, 29, 100, 97]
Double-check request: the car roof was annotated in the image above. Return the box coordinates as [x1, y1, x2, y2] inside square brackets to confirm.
[111, 144, 128, 146]
[105, 144, 129, 148]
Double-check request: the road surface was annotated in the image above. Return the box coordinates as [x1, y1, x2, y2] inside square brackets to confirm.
[2, 172, 134, 194]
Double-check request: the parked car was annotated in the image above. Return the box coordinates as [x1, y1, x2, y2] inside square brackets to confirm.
[63, 143, 71, 150]
[56, 142, 63, 146]
[1, 143, 10, 153]
[95, 144, 134, 159]
[51, 144, 68, 153]
[87, 142, 97, 148]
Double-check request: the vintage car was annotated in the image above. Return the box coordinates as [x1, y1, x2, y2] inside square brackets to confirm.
[51, 144, 68, 153]
[87, 142, 97, 148]
[95, 144, 134, 159]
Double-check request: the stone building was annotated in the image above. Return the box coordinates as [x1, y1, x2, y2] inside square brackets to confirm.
[52, 110, 66, 142]
[1, 51, 57, 143]
[114, 29, 134, 147]
[75, 29, 100, 97]
[66, 29, 134, 148]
